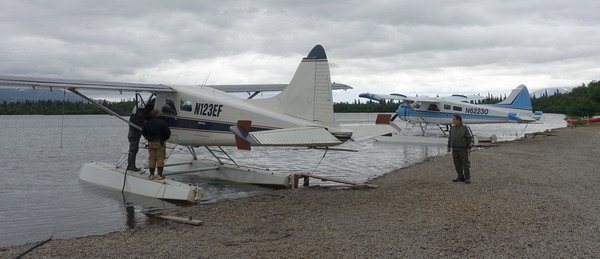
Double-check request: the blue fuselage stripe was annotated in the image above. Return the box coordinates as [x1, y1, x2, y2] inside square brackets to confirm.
[396, 108, 508, 120]
[160, 116, 273, 134]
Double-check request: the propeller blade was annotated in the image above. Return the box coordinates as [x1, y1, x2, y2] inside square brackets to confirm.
[391, 114, 398, 121]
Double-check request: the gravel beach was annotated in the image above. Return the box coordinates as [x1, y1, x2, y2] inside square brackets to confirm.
[2, 124, 599, 258]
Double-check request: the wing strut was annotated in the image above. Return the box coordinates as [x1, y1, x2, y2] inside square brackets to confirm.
[69, 89, 142, 131]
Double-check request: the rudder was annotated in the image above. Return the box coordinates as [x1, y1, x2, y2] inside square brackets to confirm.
[273, 45, 334, 124]
[494, 85, 533, 110]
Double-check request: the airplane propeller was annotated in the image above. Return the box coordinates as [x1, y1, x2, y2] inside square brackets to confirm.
[391, 114, 398, 121]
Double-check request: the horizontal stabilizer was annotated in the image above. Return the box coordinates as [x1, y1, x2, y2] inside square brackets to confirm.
[251, 127, 342, 146]
[343, 124, 396, 141]
[519, 115, 536, 122]
[508, 113, 536, 122]
[230, 124, 342, 150]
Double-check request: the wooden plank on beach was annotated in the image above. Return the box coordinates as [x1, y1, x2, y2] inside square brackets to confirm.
[155, 214, 203, 226]
[296, 173, 378, 188]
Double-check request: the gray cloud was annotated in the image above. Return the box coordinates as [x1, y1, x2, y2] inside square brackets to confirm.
[1, 0, 600, 100]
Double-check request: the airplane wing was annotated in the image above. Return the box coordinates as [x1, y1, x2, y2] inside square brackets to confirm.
[0, 75, 175, 92]
[359, 92, 438, 103]
[0, 75, 352, 93]
[210, 82, 352, 92]
[358, 93, 407, 102]
[446, 94, 486, 103]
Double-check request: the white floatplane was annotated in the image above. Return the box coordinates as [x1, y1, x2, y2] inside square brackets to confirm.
[360, 85, 542, 144]
[0, 45, 395, 203]
[360, 85, 542, 126]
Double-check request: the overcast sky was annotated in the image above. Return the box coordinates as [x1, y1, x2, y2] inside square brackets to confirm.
[1, 0, 599, 102]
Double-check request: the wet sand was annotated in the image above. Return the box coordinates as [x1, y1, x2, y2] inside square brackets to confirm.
[2, 124, 600, 257]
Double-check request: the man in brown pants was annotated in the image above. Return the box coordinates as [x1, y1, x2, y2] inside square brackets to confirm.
[142, 109, 171, 180]
[447, 114, 474, 183]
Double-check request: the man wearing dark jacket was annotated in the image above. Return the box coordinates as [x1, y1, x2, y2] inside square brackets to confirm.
[447, 114, 474, 183]
[126, 109, 145, 171]
[142, 109, 171, 180]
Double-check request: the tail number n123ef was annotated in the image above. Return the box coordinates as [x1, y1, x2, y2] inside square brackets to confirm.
[194, 103, 224, 117]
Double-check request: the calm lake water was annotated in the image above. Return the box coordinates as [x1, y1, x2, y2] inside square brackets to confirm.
[0, 113, 566, 247]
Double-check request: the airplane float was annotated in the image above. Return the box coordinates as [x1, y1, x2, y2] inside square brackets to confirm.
[0, 45, 394, 203]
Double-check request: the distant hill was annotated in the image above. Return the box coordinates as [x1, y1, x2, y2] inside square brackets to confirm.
[530, 87, 573, 98]
[0, 88, 85, 103]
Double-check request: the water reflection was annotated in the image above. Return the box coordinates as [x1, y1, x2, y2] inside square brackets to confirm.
[124, 202, 136, 229]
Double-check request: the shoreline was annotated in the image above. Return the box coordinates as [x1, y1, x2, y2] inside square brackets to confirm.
[2, 124, 600, 257]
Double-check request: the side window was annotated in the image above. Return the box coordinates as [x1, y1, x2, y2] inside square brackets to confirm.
[443, 104, 451, 110]
[453, 106, 463, 111]
[162, 99, 177, 115]
[427, 104, 439, 111]
[413, 102, 421, 109]
[180, 99, 192, 112]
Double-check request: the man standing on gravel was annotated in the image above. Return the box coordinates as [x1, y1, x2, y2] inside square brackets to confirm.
[448, 114, 474, 183]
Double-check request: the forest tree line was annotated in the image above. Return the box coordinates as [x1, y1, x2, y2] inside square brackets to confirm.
[530, 80, 600, 117]
[1, 80, 599, 116]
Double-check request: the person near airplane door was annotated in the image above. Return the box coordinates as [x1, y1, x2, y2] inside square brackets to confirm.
[142, 109, 171, 180]
[126, 109, 145, 171]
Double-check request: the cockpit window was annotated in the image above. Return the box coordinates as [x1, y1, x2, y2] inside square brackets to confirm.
[162, 99, 177, 115]
[180, 99, 192, 112]
[444, 104, 451, 110]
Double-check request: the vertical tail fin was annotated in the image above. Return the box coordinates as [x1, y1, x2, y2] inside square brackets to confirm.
[273, 45, 334, 124]
[494, 85, 533, 110]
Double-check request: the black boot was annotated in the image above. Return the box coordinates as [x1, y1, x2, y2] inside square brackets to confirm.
[126, 154, 140, 172]
[148, 168, 156, 179]
[452, 177, 465, 182]
[156, 166, 165, 180]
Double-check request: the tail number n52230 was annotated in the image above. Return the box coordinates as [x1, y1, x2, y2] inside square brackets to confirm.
[194, 103, 224, 117]
[465, 108, 488, 115]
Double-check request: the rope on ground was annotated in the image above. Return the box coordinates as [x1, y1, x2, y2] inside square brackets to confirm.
[121, 168, 129, 194]
[518, 123, 530, 138]
[142, 181, 168, 211]
[15, 235, 53, 259]
[304, 148, 329, 186]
